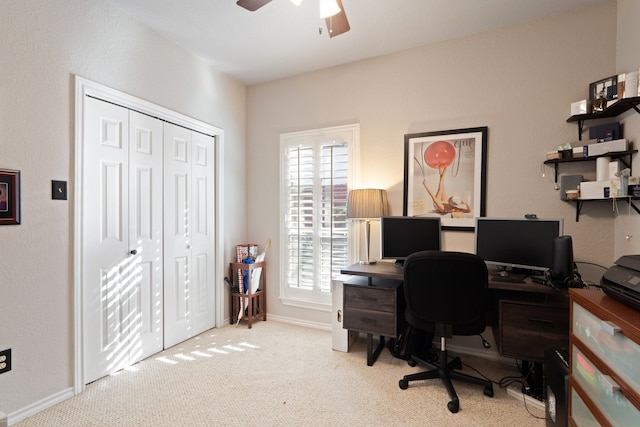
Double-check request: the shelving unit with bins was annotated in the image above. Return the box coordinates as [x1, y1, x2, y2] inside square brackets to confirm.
[569, 288, 640, 425]
[229, 260, 266, 328]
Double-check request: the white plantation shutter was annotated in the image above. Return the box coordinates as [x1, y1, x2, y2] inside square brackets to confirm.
[280, 125, 357, 309]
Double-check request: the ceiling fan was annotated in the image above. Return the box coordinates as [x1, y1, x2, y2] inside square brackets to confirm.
[236, 0, 350, 38]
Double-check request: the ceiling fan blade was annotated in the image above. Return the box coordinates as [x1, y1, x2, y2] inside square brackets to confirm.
[236, 0, 272, 12]
[325, 0, 350, 38]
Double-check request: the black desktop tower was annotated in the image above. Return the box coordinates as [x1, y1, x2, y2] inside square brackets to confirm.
[544, 346, 569, 427]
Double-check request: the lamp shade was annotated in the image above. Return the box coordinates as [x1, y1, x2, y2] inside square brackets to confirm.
[347, 189, 389, 219]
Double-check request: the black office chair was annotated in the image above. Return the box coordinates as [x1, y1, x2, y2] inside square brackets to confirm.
[398, 250, 494, 413]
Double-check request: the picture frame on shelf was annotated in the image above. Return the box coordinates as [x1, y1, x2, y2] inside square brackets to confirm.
[589, 75, 618, 105]
[0, 168, 21, 225]
[403, 127, 487, 231]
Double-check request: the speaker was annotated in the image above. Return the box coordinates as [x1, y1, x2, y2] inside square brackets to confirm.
[551, 235, 573, 285]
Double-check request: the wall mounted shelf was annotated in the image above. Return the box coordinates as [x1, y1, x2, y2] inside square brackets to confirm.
[544, 150, 638, 222]
[567, 96, 640, 140]
[568, 197, 639, 222]
[553, 94, 640, 221]
[543, 150, 637, 183]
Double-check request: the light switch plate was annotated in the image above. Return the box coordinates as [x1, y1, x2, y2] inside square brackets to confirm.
[52, 180, 67, 200]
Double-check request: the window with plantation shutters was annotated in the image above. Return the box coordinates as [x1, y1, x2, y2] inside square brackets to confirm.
[280, 124, 358, 310]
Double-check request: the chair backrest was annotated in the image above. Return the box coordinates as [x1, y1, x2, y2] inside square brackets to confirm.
[403, 250, 488, 336]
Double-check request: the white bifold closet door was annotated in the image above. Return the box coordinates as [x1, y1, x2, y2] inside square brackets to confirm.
[82, 97, 164, 383]
[163, 123, 215, 348]
[82, 97, 215, 384]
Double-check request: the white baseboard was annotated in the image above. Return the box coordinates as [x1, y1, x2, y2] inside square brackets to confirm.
[265, 314, 332, 331]
[506, 386, 546, 413]
[223, 313, 332, 331]
[7, 387, 74, 426]
[446, 342, 518, 366]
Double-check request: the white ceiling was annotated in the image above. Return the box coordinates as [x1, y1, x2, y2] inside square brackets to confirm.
[104, 0, 608, 86]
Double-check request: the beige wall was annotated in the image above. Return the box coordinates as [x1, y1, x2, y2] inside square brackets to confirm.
[3, 0, 640, 421]
[246, 1, 635, 327]
[614, 0, 640, 260]
[0, 0, 247, 418]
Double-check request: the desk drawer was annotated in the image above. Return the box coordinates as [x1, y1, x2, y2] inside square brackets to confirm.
[499, 300, 569, 361]
[343, 307, 395, 336]
[344, 285, 396, 312]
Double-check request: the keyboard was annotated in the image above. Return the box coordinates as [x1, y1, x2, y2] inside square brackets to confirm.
[490, 274, 526, 284]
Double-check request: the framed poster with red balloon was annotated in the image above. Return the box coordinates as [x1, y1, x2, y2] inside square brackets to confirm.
[403, 127, 487, 230]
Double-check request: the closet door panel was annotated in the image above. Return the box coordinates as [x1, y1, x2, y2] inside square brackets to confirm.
[128, 111, 164, 360]
[190, 132, 215, 332]
[82, 97, 131, 384]
[163, 123, 193, 348]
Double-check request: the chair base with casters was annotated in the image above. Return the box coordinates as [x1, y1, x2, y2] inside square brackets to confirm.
[399, 331, 494, 413]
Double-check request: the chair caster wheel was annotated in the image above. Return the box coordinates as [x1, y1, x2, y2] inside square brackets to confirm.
[399, 379, 409, 390]
[484, 386, 494, 397]
[451, 357, 462, 370]
[408, 359, 417, 367]
[447, 399, 459, 413]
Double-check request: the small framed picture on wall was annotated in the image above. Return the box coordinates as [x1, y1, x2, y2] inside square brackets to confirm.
[0, 168, 21, 225]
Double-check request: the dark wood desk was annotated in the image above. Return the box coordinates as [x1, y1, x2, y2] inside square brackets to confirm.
[341, 262, 405, 282]
[342, 261, 564, 293]
[340, 263, 405, 365]
[341, 275, 403, 366]
[340, 262, 569, 368]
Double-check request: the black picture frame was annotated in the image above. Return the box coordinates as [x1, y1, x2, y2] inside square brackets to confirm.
[0, 168, 21, 225]
[589, 75, 618, 102]
[403, 127, 487, 231]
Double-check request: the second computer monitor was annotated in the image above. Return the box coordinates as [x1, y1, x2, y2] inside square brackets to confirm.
[474, 217, 563, 276]
[380, 216, 442, 265]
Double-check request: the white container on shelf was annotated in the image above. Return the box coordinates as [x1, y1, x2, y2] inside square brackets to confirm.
[596, 157, 611, 181]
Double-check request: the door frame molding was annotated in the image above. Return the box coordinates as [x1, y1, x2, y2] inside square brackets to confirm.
[73, 76, 225, 393]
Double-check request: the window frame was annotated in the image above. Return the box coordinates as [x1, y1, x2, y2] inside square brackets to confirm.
[279, 124, 360, 311]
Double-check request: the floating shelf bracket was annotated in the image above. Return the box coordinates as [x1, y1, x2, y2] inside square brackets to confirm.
[571, 197, 640, 222]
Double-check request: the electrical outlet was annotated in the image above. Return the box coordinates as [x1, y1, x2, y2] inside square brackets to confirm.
[0, 349, 11, 374]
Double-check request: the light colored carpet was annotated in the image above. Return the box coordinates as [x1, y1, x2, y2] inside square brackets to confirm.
[15, 321, 546, 426]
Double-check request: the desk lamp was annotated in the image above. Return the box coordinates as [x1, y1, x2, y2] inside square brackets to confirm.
[347, 189, 389, 265]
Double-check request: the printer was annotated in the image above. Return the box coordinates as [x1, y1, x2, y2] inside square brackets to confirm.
[601, 255, 640, 311]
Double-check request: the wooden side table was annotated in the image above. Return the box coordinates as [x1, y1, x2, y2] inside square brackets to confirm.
[229, 260, 266, 328]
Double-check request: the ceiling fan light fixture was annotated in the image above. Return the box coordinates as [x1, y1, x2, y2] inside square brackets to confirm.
[324, 0, 349, 38]
[319, 0, 340, 18]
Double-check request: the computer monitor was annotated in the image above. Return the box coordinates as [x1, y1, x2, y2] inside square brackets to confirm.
[474, 217, 563, 278]
[380, 216, 441, 265]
